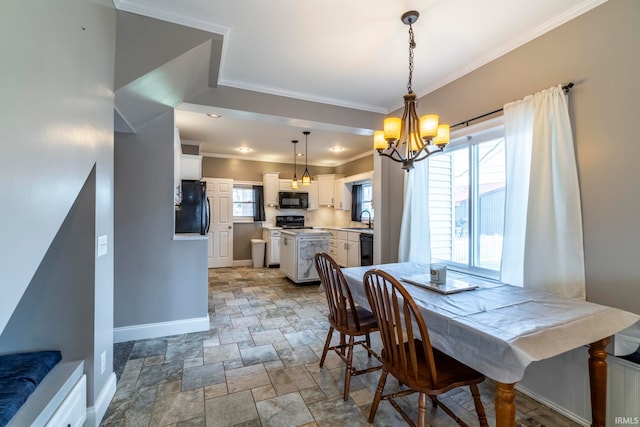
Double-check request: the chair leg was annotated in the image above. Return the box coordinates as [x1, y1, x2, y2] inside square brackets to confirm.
[368, 369, 388, 423]
[470, 384, 489, 427]
[366, 333, 372, 358]
[418, 392, 428, 427]
[339, 332, 346, 356]
[319, 326, 334, 368]
[429, 395, 438, 408]
[343, 335, 355, 401]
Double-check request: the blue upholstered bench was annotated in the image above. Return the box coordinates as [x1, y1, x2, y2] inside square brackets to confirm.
[0, 351, 62, 427]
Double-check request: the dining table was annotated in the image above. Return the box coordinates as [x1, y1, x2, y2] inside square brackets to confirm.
[341, 262, 639, 427]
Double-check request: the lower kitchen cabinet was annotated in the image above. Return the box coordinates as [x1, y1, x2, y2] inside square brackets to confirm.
[336, 230, 360, 267]
[263, 228, 281, 266]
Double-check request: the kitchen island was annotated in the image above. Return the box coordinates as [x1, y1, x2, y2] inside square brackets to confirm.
[279, 229, 329, 284]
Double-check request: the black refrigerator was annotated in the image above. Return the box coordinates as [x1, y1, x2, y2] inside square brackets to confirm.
[175, 180, 210, 235]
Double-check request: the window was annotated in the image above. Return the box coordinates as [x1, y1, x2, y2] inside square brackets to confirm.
[233, 185, 254, 221]
[429, 124, 505, 278]
[362, 181, 374, 219]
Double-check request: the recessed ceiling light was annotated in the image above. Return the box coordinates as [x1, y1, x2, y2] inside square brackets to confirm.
[330, 146, 344, 152]
[237, 147, 252, 153]
[206, 113, 221, 118]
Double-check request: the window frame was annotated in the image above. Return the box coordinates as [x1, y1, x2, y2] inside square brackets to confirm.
[429, 117, 505, 280]
[361, 181, 374, 221]
[232, 181, 260, 223]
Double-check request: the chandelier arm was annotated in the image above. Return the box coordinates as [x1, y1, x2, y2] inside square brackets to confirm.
[412, 145, 444, 163]
[378, 146, 407, 163]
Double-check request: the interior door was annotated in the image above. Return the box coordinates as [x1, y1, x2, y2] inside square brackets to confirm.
[207, 178, 234, 268]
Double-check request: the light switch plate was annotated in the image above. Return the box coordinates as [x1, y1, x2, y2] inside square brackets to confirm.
[97, 235, 108, 257]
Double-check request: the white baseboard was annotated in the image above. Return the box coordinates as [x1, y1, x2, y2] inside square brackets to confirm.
[233, 259, 253, 267]
[113, 315, 210, 343]
[85, 372, 116, 427]
[515, 383, 590, 427]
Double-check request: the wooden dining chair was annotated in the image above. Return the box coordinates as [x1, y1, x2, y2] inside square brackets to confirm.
[314, 252, 382, 401]
[363, 269, 488, 427]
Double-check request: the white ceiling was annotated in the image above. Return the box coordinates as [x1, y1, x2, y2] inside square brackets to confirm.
[116, 0, 606, 166]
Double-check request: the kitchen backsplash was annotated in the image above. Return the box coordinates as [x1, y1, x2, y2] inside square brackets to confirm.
[264, 207, 363, 228]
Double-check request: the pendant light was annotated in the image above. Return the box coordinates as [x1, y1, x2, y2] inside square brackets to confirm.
[291, 140, 299, 189]
[301, 131, 311, 186]
[373, 10, 450, 171]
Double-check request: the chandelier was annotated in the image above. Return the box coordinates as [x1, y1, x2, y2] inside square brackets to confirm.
[374, 11, 450, 171]
[301, 131, 311, 185]
[291, 139, 299, 189]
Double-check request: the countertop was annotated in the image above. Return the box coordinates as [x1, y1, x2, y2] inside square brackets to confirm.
[321, 226, 374, 235]
[262, 225, 374, 235]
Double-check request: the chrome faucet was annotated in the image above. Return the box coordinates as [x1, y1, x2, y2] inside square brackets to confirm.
[360, 210, 372, 229]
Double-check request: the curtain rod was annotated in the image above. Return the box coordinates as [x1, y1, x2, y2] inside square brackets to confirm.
[450, 82, 574, 129]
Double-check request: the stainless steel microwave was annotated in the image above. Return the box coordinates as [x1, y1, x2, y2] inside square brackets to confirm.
[278, 191, 309, 209]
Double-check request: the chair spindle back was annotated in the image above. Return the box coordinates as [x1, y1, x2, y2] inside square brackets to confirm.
[315, 253, 361, 331]
[363, 269, 438, 386]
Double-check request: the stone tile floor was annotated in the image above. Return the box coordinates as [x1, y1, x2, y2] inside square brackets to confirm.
[101, 266, 582, 427]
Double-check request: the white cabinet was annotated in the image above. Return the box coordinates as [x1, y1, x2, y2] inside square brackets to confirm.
[279, 179, 308, 193]
[347, 232, 360, 267]
[307, 180, 319, 210]
[45, 375, 86, 427]
[335, 230, 361, 267]
[317, 174, 336, 206]
[334, 178, 351, 210]
[280, 233, 294, 278]
[180, 154, 202, 180]
[336, 231, 348, 266]
[263, 228, 281, 266]
[327, 229, 338, 260]
[279, 179, 291, 191]
[263, 172, 280, 207]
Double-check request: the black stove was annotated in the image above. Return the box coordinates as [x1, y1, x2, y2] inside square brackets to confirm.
[276, 215, 309, 229]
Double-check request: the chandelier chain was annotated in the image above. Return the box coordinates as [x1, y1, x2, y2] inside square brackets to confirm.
[407, 22, 415, 94]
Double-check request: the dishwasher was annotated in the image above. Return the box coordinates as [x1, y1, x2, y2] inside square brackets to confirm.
[360, 233, 373, 266]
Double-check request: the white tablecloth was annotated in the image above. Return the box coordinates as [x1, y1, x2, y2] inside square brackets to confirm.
[342, 263, 639, 383]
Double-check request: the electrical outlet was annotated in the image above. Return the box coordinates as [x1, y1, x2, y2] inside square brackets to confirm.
[101, 351, 106, 374]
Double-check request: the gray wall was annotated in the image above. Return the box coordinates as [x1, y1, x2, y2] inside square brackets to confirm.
[0, 0, 116, 413]
[0, 170, 96, 367]
[334, 155, 374, 177]
[234, 223, 264, 260]
[383, 0, 640, 315]
[115, 111, 208, 327]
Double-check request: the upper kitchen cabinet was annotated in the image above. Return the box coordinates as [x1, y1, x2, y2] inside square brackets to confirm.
[263, 172, 280, 207]
[316, 174, 339, 207]
[180, 154, 202, 180]
[334, 178, 351, 210]
[279, 179, 306, 193]
[307, 180, 319, 210]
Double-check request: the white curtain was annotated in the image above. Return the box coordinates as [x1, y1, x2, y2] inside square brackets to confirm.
[501, 85, 585, 299]
[398, 159, 431, 263]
